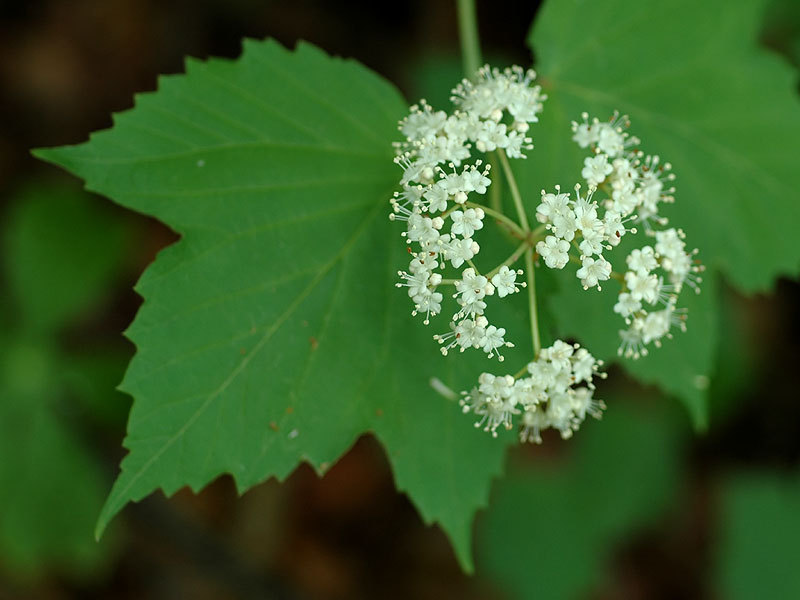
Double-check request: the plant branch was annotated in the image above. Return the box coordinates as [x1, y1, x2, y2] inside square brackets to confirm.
[464, 201, 526, 238]
[456, 0, 481, 77]
[497, 149, 530, 232]
[524, 248, 542, 355]
[486, 241, 529, 279]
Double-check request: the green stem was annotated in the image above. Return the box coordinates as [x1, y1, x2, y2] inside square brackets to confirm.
[488, 153, 502, 213]
[456, 0, 481, 77]
[524, 248, 542, 355]
[497, 149, 530, 232]
[486, 241, 529, 279]
[465, 201, 526, 238]
[513, 365, 528, 379]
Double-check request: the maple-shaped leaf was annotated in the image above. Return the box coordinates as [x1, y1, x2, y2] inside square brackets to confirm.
[35, 39, 514, 571]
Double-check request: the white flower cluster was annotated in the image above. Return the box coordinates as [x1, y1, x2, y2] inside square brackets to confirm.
[459, 340, 605, 443]
[615, 228, 700, 358]
[390, 66, 546, 361]
[534, 113, 703, 358]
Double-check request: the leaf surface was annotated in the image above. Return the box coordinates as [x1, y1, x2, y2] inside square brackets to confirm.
[716, 471, 800, 600]
[521, 0, 800, 424]
[35, 39, 514, 571]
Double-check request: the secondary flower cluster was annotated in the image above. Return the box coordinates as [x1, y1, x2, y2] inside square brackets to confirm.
[390, 66, 546, 361]
[459, 340, 605, 443]
[534, 113, 703, 358]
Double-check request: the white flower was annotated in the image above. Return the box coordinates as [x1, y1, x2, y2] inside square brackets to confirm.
[603, 210, 627, 246]
[618, 326, 647, 359]
[576, 256, 611, 289]
[578, 226, 605, 257]
[626, 246, 658, 273]
[491, 265, 523, 298]
[400, 102, 448, 140]
[480, 325, 512, 360]
[479, 372, 514, 397]
[596, 124, 624, 157]
[536, 190, 570, 223]
[504, 131, 531, 158]
[625, 270, 660, 304]
[537, 235, 570, 269]
[572, 121, 595, 148]
[475, 120, 508, 152]
[446, 238, 480, 268]
[464, 340, 604, 443]
[409, 253, 438, 273]
[640, 309, 671, 344]
[519, 407, 548, 443]
[581, 154, 613, 186]
[571, 387, 606, 420]
[613, 292, 641, 319]
[551, 209, 578, 241]
[405, 212, 441, 244]
[423, 185, 448, 213]
[462, 167, 491, 194]
[570, 348, 598, 384]
[413, 290, 443, 324]
[455, 267, 493, 308]
[450, 207, 484, 238]
[655, 228, 685, 260]
[547, 340, 575, 371]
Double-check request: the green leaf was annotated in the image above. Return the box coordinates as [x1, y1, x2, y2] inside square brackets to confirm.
[547, 267, 718, 429]
[35, 39, 514, 571]
[0, 333, 109, 577]
[0, 184, 129, 576]
[3, 184, 130, 334]
[518, 0, 800, 424]
[529, 0, 800, 291]
[716, 471, 800, 600]
[478, 401, 682, 599]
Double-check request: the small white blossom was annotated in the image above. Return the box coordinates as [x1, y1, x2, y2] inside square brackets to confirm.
[613, 292, 641, 320]
[627, 246, 658, 273]
[581, 154, 613, 187]
[576, 256, 611, 289]
[450, 207, 484, 238]
[462, 340, 604, 443]
[625, 270, 660, 304]
[491, 266, 524, 298]
[536, 190, 570, 223]
[536, 236, 570, 269]
[446, 238, 480, 268]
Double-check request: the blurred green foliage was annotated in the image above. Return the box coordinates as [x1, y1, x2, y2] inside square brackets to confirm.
[0, 184, 131, 578]
[717, 471, 800, 599]
[477, 400, 683, 599]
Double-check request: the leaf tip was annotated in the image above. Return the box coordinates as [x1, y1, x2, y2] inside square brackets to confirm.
[94, 502, 116, 542]
[454, 547, 476, 575]
[30, 146, 57, 165]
